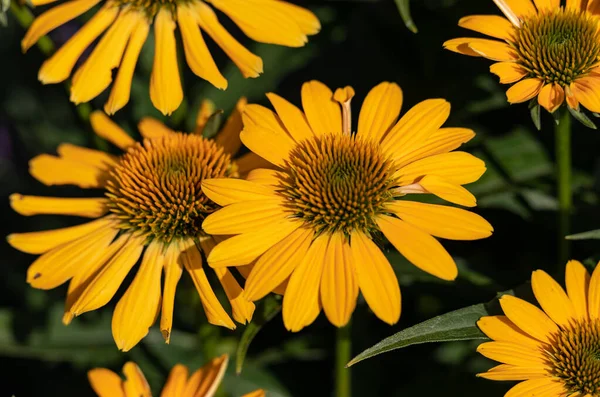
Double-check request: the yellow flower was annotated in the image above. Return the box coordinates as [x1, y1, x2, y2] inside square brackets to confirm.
[200, 81, 494, 332]
[477, 260, 600, 396]
[88, 354, 265, 397]
[7, 100, 268, 351]
[444, 0, 600, 114]
[21, 0, 320, 116]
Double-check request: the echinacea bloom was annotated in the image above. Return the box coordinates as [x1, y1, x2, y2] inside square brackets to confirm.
[7, 100, 269, 351]
[21, 0, 320, 116]
[444, 0, 600, 114]
[201, 81, 494, 332]
[477, 260, 600, 396]
[88, 354, 265, 397]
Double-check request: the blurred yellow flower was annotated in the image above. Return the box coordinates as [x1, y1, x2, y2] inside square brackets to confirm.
[7, 100, 268, 351]
[477, 260, 600, 396]
[21, 0, 320, 115]
[88, 354, 265, 397]
[444, 0, 600, 114]
[201, 81, 493, 332]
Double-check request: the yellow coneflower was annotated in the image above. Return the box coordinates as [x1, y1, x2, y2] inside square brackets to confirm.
[477, 260, 600, 396]
[200, 81, 494, 332]
[21, 0, 320, 116]
[444, 0, 600, 115]
[88, 354, 265, 397]
[7, 99, 269, 351]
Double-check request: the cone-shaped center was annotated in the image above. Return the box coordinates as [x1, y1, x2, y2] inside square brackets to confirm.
[278, 133, 396, 235]
[514, 8, 600, 85]
[106, 133, 234, 243]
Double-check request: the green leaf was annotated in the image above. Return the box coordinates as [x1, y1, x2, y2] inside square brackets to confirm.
[566, 229, 600, 240]
[236, 295, 282, 374]
[346, 304, 489, 367]
[201, 109, 224, 139]
[394, 0, 418, 33]
[567, 105, 597, 129]
[529, 100, 541, 131]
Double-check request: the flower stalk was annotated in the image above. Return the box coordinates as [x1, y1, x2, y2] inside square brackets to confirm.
[555, 108, 572, 269]
[336, 323, 352, 397]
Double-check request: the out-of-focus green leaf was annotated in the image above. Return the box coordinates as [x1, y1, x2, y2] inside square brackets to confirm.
[566, 229, 600, 240]
[394, 0, 418, 33]
[347, 304, 488, 367]
[201, 110, 224, 139]
[529, 100, 541, 131]
[0, 0, 9, 26]
[236, 295, 282, 375]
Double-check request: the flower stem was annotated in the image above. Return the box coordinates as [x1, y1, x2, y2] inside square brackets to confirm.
[555, 109, 572, 270]
[10, 2, 54, 55]
[335, 323, 352, 397]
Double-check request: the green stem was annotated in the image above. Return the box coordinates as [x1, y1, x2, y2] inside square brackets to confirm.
[10, 2, 54, 55]
[555, 109, 572, 270]
[335, 324, 352, 397]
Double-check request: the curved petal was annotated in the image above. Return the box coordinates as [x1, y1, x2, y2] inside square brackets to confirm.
[357, 82, 403, 142]
[499, 295, 560, 344]
[533, 0, 560, 13]
[477, 316, 542, 349]
[10, 194, 108, 218]
[458, 15, 515, 41]
[122, 362, 151, 397]
[565, 259, 590, 321]
[266, 92, 314, 143]
[160, 364, 188, 397]
[29, 154, 107, 188]
[213, 267, 255, 324]
[571, 76, 600, 112]
[490, 62, 528, 84]
[506, 78, 544, 103]
[417, 175, 478, 207]
[531, 269, 576, 327]
[589, 261, 600, 320]
[183, 355, 228, 397]
[537, 83, 565, 113]
[88, 368, 125, 397]
[203, 199, 287, 235]
[214, 98, 246, 154]
[201, 178, 277, 206]
[301, 80, 342, 136]
[493, 0, 537, 27]
[394, 152, 486, 186]
[57, 143, 117, 170]
[138, 117, 175, 140]
[476, 341, 547, 367]
[468, 39, 517, 61]
[477, 364, 547, 381]
[443, 38, 485, 57]
[90, 111, 135, 150]
[504, 378, 566, 397]
[160, 244, 183, 343]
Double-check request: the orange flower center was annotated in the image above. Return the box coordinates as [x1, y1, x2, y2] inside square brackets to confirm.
[105, 133, 234, 243]
[277, 133, 396, 235]
[513, 8, 600, 85]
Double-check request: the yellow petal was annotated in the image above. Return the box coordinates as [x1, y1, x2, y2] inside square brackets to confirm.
[566, 0, 585, 10]
[492, 0, 537, 27]
[301, 80, 342, 136]
[88, 368, 125, 397]
[537, 83, 565, 113]
[266, 92, 314, 143]
[105, 15, 149, 115]
[90, 110, 135, 150]
[213, 267, 255, 324]
[588, 0, 600, 14]
[382, 99, 450, 162]
[443, 38, 485, 57]
[244, 227, 314, 301]
[194, 2, 263, 78]
[565, 259, 590, 321]
[26, 224, 117, 290]
[245, 168, 282, 187]
[183, 355, 228, 397]
[57, 143, 117, 170]
[240, 104, 296, 166]
[468, 39, 517, 61]
[477, 364, 547, 381]
[476, 341, 546, 367]
[214, 98, 246, 154]
[378, 215, 457, 280]
[282, 235, 328, 332]
[350, 232, 401, 325]
[241, 390, 266, 397]
[499, 295, 559, 343]
[179, 239, 235, 329]
[506, 78, 544, 103]
[504, 378, 565, 397]
[490, 61, 528, 84]
[571, 76, 600, 113]
[177, 5, 227, 90]
[320, 233, 358, 327]
[160, 364, 189, 397]
[207, 220, 301, 267]
[29, 154, 107, 188]
[477, 316, 542, 350]
[10, 194, 108, 218]
[201, 178, 277, 206]
[122, 362, 151, 397]
[22, 0, 101, 52]
[7, 216, 114, 255]
[531, 269, 576, 327]
[417, 175, 478, 207]
[532, 0, 560, 13]
[150, 9, 183, 116]
[203, 199, 287, 235]
[589, 261, 600, 320]
[395, 152, 486, 186]
[138, 117, 175, 140]
[357, 82, 403, 142]
[70, 10, 137, 104]
[70, 234, 144, 316]
[195, 99, 216, 134]
[386, 201, 492, 240]
[207, 0, 315, 47]
[38, 5, 117, 84]
[160, 244, 183, 343]
[236, 152, 274, 176]
[458, 15, 515, 41]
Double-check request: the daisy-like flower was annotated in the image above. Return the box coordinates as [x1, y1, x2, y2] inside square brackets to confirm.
[20, 0, 320, 116]
[88, 354, 265, 397]
[477, 260, 600, 396]
[7, 100, 269, 351]
[444, 0, 600, 115]
[200, 81, 494, 332]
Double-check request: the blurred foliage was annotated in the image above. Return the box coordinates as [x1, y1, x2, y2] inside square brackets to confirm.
[2, 0, 600, 396]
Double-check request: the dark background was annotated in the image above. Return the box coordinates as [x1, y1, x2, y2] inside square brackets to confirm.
[1, 0, 600, 395]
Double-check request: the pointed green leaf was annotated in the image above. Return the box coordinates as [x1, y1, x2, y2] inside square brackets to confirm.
[236, 295, 282, 374]
[568, 105, 597, 129]
[529, 99, 541, 131]
[201, 109, 224, 139]
[394, 0, 418, 33]
[347, 304, 489, 367]
[566, 229, 600, 240]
